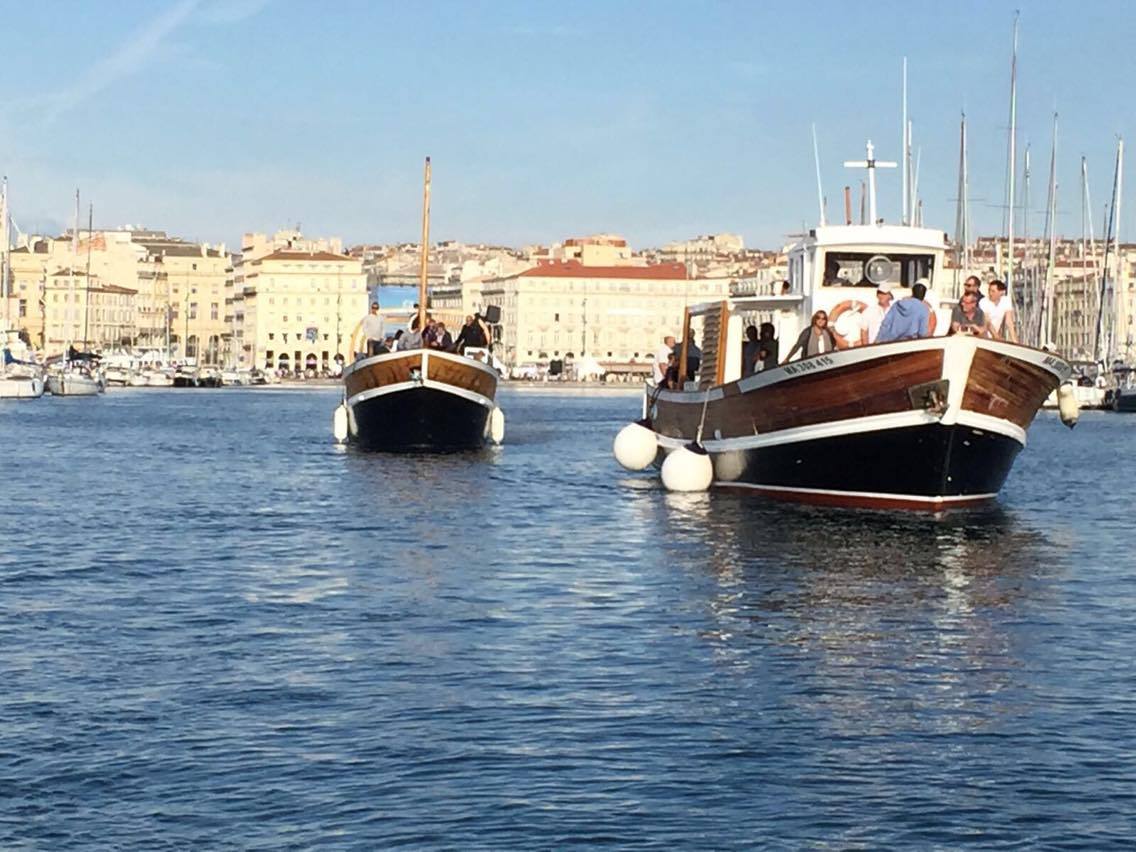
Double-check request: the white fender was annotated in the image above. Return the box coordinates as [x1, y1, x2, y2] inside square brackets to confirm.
[1057, 382, 1079, 428]
[660, 442, 713, 492]
[489, 406, 506, 444]
[332, 403, 349, 443]
[613, 421, 658, 471]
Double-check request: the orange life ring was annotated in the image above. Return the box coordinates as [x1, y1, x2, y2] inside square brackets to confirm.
[829, 300, 867, 327]
[926, 304, 938, 335]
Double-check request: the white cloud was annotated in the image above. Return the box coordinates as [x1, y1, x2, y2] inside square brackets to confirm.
[39, 0, 202, 125]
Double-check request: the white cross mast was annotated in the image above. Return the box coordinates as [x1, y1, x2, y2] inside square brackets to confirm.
[844, 140, 896, 226]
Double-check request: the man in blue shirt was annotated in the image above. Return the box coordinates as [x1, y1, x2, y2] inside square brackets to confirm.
[876, 282, 930, 342]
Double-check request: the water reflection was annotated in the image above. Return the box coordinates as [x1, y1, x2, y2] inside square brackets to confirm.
[645, 492, 1065, 735]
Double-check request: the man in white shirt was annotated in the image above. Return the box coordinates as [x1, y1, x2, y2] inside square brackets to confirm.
[859, 282, 894, 345]
[980, 279, 1017, 342]
[653, 335, 676, 384]
[359, 302, 386, 357]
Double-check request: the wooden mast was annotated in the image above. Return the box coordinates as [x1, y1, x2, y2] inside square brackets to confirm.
[418, 157, 431, 333]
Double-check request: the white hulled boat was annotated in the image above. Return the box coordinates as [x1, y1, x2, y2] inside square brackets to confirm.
[0, 331, 45, 399]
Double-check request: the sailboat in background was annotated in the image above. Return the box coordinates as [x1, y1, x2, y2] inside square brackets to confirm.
[0, 178, 45, 399]
[335, 158, 505, 450]
[45, 191, 104, 396]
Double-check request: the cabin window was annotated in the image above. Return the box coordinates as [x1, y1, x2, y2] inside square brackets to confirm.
[822, 252, 934, 288]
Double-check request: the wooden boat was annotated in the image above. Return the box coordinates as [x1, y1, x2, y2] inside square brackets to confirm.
[616, 149, 1075, 511]
[335, 157, 503, 451]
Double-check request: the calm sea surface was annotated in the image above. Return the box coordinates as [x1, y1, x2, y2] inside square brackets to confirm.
[2, 387, 1134, 849]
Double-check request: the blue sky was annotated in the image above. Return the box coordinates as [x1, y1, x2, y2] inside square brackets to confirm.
[1, 0, 1133, 250]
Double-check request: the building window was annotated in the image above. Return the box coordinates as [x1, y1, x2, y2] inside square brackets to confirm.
[211, 303, 219, 320]
[189, 302, 198, 320]
[268, 333, 274, 341]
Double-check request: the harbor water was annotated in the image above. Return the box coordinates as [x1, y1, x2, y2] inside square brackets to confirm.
[2, 388, 1135, 848]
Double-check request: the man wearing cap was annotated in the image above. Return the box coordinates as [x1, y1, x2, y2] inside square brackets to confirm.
[859, 281, 895, 345]
[360, 301, 387, 358]
[876, 282, 931, 342]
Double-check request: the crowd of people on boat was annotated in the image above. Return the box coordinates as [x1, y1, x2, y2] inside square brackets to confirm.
[358, 303, 492, 359]
[653, 275, 1021, 386]
[779, 275, 1018, 367]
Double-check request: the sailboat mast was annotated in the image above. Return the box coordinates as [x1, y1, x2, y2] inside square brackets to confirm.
[1005, 13, 1019, 291]
[70, 188, 79, 351]
[83, 202, 93, 348]
[1041, 113, 1058, 350]
[1, 177, 8, 327]
[1095, 138, 1123, 365]
[901, 57, 908, 225]
[418, 156, 431, 333]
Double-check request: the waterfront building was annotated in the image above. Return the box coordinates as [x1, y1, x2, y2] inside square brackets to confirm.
[39, 268, 137, 352]
[233, 231, 367, 373]
[4, 229, 230, 359]
[479, 258, 731, 376]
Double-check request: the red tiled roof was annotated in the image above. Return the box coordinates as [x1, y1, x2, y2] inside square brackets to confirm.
[519, 260, 687, 280]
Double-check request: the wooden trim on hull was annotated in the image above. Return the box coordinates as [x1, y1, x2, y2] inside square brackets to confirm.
[343, 349, 497, 403]
[653, 349, 944, 439]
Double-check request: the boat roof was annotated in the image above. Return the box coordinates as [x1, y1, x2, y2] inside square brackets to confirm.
[790, 224, 949, 252]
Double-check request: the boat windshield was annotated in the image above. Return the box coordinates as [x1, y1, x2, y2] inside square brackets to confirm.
[822, 251, 935, 289]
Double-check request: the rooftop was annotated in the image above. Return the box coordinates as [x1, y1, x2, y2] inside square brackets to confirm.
[520, 260, 687, 280]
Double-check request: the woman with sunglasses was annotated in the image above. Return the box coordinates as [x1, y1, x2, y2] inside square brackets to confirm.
[782, 310, 849, 363]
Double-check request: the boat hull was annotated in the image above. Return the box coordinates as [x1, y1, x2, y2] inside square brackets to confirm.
[1114, 389, 1136, 413]
[0, 376, 45, 399]
[649, 335, 1069, 511]
[45, 373, 104, 396]
[350, 386, 490, 451]
[342, 349, 498, 452]
[660, 422, 1020, 511]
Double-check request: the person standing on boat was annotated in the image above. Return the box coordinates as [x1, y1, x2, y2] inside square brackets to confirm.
[653, 335, 676, 384]
[859, 282, 895, 345]
[758, 322, 779, 370]
[360, 302, 387, 357]
[783, 311, 848, 362]
[742, 325, 761, 377]
[949, 292, 991, 336]
[876, 282, 931, 342]
[980, 280, 1017, 342]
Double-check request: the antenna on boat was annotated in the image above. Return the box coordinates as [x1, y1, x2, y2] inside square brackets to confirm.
[418, 157, 431, 334]
[844, 141, 896, 225]
[1004, 11, 1020, 290]
[812, 124, 827, 226]
[901, 58, 908, 225]
[954, 112, 971, 294]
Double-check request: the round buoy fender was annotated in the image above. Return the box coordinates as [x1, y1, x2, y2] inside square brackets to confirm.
[660, 442, 713, 492]
[332, 403, 349, 443]
[613, 420, 658, 471]
[1057, 382, 1079, 428]
[489, 406, 506, 444]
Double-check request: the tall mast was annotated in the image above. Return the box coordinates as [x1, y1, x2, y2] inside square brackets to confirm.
[1, 177, 8, 327]
[901, 57, 908, 225]
[1041, 113, 1058, 350]
[83, 202, 93, 348]
[1095, 138, 1123, 364]
[417, 156, 431, 332]
[70, 188, 79, 350]
[954, 113, 971, 294]
[1005, 12, 1019, 291]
